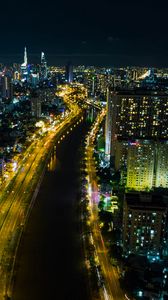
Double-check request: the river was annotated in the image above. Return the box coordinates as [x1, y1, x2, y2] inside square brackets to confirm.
[12, 119, 90, 300]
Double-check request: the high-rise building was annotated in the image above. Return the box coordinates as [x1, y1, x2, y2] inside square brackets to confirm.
[24, 46, 27, 66]
[114, 140, 129, 186]
[84, 72, 96, 97]
[1, 74, 13, 99]
[31, 94, 41, 118]
[155, 141, 168, 188]
[126, 140, 155, 191]
[30, 73, 39, 87]
[114, 139, 168, 190]
[40, 52, 47, 80]
[21, 46, 28, 81]
[123, 192, 168, 258]
[65, 62, 73, 83]
[110, 91, 168, 141]
[91, 76, 95, 97]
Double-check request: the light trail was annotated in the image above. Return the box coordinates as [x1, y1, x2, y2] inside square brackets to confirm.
[0, 85, 85, 300]
[84, 108, 125, 300]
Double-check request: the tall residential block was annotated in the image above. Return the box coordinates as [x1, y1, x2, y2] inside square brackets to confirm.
[126, 140, 155, 191]
[123, 192, 168, 258]
[111, 91, 168, 141]
[115, 139, 168, 190]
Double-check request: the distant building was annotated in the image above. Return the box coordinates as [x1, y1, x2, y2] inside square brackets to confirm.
[84, 72, 96, 97]
[65, 62, 73, 83]
[123, 192, 168, 258]
[31, 95, 41, 118]
[91, 75, 95, 97]
[40, 52, 47, 80]
[30, 73, 39, 87]
[1, 74, 13, 99]
[21, 47, 28, 81]
[13, 71, 21, 81]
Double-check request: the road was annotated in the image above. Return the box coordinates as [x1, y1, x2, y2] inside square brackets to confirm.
[0, 86, 84, 299]
[85, 109, 126, 300]
[12, 118, 91, 300]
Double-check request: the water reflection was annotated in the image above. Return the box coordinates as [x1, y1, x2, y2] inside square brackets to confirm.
[47, 148, 57, 172]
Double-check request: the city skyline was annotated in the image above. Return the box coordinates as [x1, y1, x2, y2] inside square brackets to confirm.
[1, 2, 168, 298]
[1, 0, 168, 66]
[0, 57, 168, 299]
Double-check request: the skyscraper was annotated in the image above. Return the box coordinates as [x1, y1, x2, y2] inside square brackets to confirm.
[24, 46, 27, 66]
[31, 92, 41, 118]
[30, 74, 39, 87]
[21, 46, 28, 81]
[40, 52, 47, 80]
[91, 76, 95, 97]
[65, 62, 73, 83]
[1, 74, 13, 99]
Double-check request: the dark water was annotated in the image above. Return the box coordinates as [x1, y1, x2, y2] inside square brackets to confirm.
[13, 121, 90, 300]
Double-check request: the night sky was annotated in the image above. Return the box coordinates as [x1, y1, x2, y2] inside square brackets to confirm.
[1, 0, 168, 66]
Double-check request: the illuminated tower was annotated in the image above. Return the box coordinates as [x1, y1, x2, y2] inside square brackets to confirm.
[40, 51, 48, 80]
[65, 62, 73, 83]
[21, 46, 28, 81]
[24, 46, 27, 66]
[105, 87, 112, 164]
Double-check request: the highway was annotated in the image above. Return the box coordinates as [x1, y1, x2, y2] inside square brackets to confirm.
[0, 83, 126, 300]
[0, 85, 84, 299]
[84, 109, 126, 300]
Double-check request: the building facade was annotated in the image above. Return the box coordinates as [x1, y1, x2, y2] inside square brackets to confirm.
[123, 192, 168, 258]
[40, 52, 47, 80]
[31, 97, 41, 118]
[155, 141, 168, 188]
[114, 139, 168, 190]
[1, 75, 13, 99]
[126, 140, 155, 191]
[111, 92, 168, 140]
